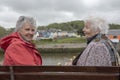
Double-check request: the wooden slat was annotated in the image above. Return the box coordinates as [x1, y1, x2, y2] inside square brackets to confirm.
[14, 73, 119, 80]
[0, 66, 11, 80]
[0, 66, 10, 72]
[0, 74, 10, 80]
[0, 66, 119, 80]
[12, 66, 120, 73]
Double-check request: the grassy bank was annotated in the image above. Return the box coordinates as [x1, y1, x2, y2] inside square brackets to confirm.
[37, 47, 85, 53]
[34, 37, 86, 45]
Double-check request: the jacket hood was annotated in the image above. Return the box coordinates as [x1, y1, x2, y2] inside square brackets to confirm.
[0, 32, 21, 51]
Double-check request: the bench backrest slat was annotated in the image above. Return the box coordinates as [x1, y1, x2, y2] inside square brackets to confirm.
[0, 66, 10, 72]
[14, 73, 119, 80]
[12, 66, 119, 73]
[0, 66, 119, 80]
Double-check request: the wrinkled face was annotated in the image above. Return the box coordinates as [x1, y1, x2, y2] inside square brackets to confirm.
[82, 22, 98, 39]
[19, 23, 36, 42]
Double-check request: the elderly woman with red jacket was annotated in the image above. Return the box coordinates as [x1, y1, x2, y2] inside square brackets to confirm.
[0, 16, 42, 66]
[72, 17, 120, 66]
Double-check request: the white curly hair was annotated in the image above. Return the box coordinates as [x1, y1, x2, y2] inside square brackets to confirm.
[84, 17, 109, 34]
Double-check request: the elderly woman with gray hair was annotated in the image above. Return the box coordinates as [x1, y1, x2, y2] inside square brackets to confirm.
[0, 16, 42, 66]
[72, 17, 120, 66]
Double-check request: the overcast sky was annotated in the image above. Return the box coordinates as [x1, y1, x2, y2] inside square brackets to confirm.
[0, 0, 120, 28]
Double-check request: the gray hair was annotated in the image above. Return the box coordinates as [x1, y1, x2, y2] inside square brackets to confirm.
[84, 17, 109, 34]
[14, 16, 36, 32]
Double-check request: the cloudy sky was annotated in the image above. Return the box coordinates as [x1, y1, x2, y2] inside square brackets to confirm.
[0, 0, 120, 28]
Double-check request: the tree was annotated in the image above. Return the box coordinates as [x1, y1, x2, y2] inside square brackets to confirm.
[6, 28, 15, 35]
[0, 26, 7, 38]
[77, 28, 84, 37]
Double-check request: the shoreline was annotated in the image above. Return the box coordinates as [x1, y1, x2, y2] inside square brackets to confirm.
[37, 43, 86, 48]
[37, 43, 86, 53]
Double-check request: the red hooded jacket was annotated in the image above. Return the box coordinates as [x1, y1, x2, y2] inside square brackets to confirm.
[0, 32, 42, 66]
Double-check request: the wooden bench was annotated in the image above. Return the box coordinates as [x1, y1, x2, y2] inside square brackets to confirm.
[0, 66, 119, 80]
